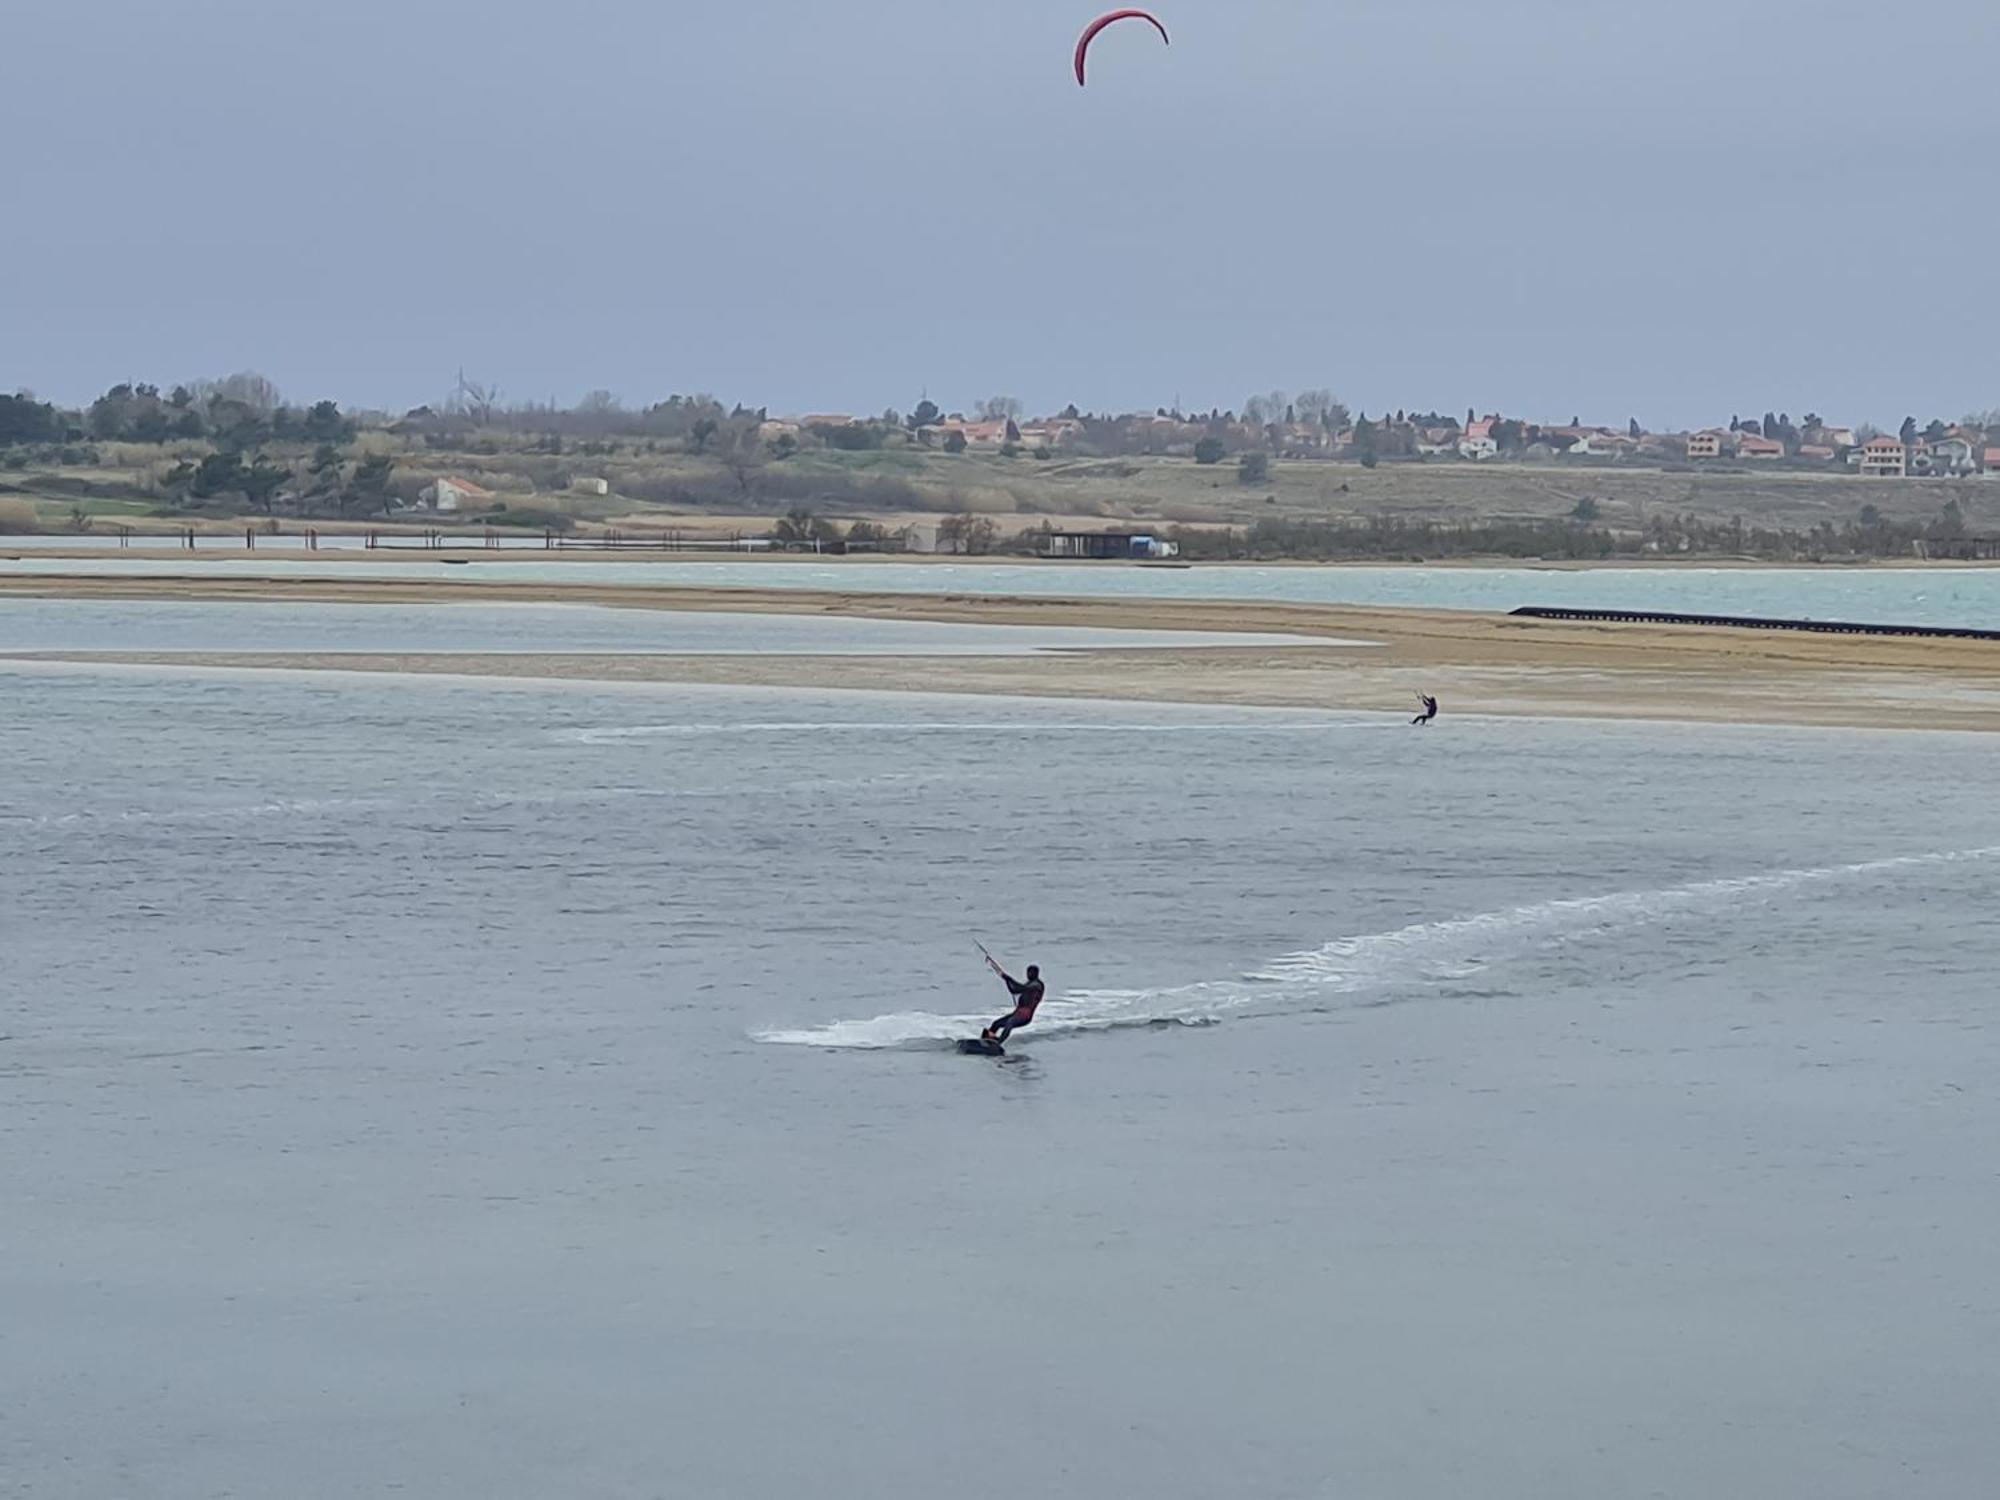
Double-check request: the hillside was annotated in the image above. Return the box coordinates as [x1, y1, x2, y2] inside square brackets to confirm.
[4, 433, 1994, 559]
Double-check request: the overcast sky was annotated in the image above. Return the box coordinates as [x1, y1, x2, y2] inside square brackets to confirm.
[6, 0, 1997, 428]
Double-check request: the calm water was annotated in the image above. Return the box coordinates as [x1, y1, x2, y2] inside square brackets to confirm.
[4, 660, 1998, 1497]
[0, 599, 1327, 656]
[10, 555, 2000, 627]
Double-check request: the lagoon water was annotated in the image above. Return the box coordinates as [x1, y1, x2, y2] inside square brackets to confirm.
[0, 598, 1327, 657]
[10, 554, 2000, 628]
[4, 652, 1999, 1497]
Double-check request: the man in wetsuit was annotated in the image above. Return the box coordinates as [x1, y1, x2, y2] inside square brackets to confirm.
[1411, 693, 1439, 726]
[982, 963, 1044, 1045]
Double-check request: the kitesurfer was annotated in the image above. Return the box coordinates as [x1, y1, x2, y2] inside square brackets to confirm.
[982, 963, 1045, 1044]
[1412, 693, 1439, 726]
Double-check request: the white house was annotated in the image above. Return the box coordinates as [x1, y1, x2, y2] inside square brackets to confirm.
[1925, 437, 1976, 476]
[1564, 431, 1634, 457]
[569, 476, 610, 496]
[1458, 419, 1497, 460]
[1859, 436, 1907, 478]
[420, 476, 494, 513]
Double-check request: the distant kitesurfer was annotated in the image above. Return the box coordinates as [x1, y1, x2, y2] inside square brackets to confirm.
[982, 961, 1045, 1045]
[1411, 693, 1439, 726]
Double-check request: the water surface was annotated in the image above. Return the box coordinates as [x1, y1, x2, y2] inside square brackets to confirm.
[9, 555, 2000, 627]
[3, 666, 1996, 1498]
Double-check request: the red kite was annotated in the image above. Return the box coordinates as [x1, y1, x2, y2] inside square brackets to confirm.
[1074, 9, 1170, 87]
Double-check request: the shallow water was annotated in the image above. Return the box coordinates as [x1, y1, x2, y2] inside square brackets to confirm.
[4, 662, 1998, 1498]
[0, 598, 1331, 656]
[9, 555, 2000, 627]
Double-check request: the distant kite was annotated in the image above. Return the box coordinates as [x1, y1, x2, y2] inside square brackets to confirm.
[1074, 9, 1170, 87]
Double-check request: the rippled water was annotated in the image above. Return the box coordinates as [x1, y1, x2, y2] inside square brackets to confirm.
[0, 599, 1329, 656]
[4, 662, 1998, 1498]
[10, 555, 2000, 627]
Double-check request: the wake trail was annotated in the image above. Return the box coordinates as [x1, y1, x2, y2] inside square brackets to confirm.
[756, 844, 2000, 1049]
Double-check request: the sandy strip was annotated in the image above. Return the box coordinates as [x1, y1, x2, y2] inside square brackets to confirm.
[4, 574, 2000, 730]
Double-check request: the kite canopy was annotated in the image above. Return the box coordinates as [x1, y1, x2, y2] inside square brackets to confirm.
[1074, 9, 1170, 87]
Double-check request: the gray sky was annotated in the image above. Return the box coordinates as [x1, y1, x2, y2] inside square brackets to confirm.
[6, 0, 1997, 428]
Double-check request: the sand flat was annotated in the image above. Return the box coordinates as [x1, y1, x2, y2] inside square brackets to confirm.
[5, 573, 2000, 730]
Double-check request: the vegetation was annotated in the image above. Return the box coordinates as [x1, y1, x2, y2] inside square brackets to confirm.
[5, 373, 1998, 563]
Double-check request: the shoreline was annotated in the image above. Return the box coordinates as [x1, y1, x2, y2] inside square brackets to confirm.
[5, 573, 2000, 731]
[4, 543, 1999, 571]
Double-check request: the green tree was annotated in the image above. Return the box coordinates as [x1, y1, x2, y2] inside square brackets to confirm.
[1237, 452, 1271, 485]
[189, 451, 247, 499]
[87, 384, 138, 439]
[1571, 496, 1602, 522]
[1193, 437, 1226, 465]
[845, 520, 889, 549]
[207, 398, 267, 452]
[344, 455, 395, 516]
[1899, 416, 1917, 445]
[816, 422, 884, 452]
[1354, 415, 1379, 468]
[773, 506, 839, 546]
[304, 400, 352, 444]
[0, 393, 61, 446]
[241, 455, 293, 514]
[907, 399, 941, 430]
[943, 430, 968, 455]
[936, 514, 1000, 555]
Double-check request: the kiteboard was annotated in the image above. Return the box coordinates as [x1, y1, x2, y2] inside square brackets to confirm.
[957, 1037, 1005, 1056]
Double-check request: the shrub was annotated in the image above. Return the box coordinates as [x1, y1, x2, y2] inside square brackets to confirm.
[0, 498, 42, 533]
[482, 508, 575, 531]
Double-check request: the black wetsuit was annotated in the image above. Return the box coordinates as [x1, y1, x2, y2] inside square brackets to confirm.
[1412, 695, 1438, 725]
[988, 973, 1045, 1042]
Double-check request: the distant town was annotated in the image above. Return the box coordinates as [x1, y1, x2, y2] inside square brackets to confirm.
[5, 377, 2000, 564]
[6, 380, 2000, 482]
[766, 405, 2000, 480]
